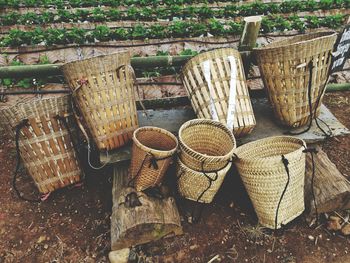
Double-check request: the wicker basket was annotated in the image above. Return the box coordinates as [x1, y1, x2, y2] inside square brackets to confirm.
[0, 95, 82, 194]
[176, 158, 231, 203]
[234, 136, 306, 229]
[254, 31, 337, 128]
[181, 48, 256, 137]
[178, 119, 236, 172]
[130, 126, 178, 191]
[62, 51, 138, 150]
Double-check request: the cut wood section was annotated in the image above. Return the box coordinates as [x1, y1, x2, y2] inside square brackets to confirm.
[305, 147, 350, 215]
[111, 161, 183, 251]
[239, 16, 262, 52]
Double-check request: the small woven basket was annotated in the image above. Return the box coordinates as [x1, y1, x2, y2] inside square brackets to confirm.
[62, 51, 138, 150]
[130, 126, 178, 191]
[0, 95, 82, 194]
[234, 136, 306, 229]
[181, 48, 256, 137]
[254, 31, 337, 128]
[176, 158, 231, 203]
[178, 119, 236, 172]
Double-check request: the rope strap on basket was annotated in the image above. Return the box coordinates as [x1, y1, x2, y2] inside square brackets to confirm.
[128, 152, 173, 188]
[177, 158, 233, 223]
[69, 96, 110, 170]
[276, 147, 319, 230]
[286, 55, 333, 138]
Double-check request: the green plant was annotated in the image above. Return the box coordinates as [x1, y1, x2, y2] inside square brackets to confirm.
[92, 25, 111, 42]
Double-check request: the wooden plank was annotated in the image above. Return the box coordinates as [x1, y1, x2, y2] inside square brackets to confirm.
[305, 148, 350, 215]
[110, 162, 183, 251]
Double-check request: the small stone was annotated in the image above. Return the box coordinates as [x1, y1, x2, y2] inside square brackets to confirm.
[44, 244, 48, 249]
[229, 202, 234, 208]
[109, 249, 130, 263]
[308, 235, 315, 241]
[341, 224, 350, 236]
[37, 235, 46, 244]
[190, 245, 198, 250]
[327, 216, 342, 231]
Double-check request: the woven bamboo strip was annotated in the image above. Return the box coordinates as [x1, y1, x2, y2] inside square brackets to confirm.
[0, 95, 82, 194]
[234, 136, 306, 229]
[129, 126, 178, 191]
[181, 48, 256, 137]
[178, 119, 236, 172]
[62, 51, 138, 150]
[176, 158, 232, 203]
[254, 31, 337, 127]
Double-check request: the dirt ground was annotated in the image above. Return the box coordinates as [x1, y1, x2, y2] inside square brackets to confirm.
[0, 91, 349, 263]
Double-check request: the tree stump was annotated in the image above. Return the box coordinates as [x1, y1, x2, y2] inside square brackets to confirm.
[305, 148, 350, 215]
[111, 161, 183, 251]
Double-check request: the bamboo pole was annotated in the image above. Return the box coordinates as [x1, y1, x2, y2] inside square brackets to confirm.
[0, 56, 193, 79]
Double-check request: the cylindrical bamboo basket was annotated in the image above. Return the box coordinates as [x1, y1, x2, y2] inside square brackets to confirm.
[178, 119, 236, 172]
[254, 31, 337, 128]
[0, 95, 82, 194]
[176, 158, 232, 203]
[181, 48, 256, 137]
[234, 136, 306, 229]
[130, 126, 178, 191]
[62, 51, 138, 150]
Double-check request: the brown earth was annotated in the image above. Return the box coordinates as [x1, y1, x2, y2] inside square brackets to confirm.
[0, 91, 349, 263]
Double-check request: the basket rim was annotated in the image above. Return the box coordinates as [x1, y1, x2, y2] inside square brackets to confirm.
[180, 47, 241, 78]
[133, 126, 178, 155]
[179, 118, 236, 160]
[233, 136, 306, 162]
[253, 30, 337, 51]
[177, 157, 232, 175]
[61, 50, 131, 70]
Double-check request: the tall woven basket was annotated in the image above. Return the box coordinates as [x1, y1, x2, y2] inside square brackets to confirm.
[176, 158, 231, 203]
[254, 31, 337, 128]
[62, 51, 138, 150]
[130, 126, 178, 191]
[0, 95, 82, 194]
[234, 136, 306, 229]
[181, 48, 256, 137]
[178, 119, 236, 172]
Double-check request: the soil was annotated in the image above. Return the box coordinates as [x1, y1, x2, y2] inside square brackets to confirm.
[0, 91, 350, 263]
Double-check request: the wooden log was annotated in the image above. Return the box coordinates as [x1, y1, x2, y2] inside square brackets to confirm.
[305, 148, 350, 215]
[110, 161, 183, 251]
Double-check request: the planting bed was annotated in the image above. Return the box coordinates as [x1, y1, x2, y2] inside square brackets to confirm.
[0, 0, 350, 262]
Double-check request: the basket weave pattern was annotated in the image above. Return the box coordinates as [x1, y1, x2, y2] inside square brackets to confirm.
[62, 51, 138, 150]
[181, 48, 256, 137]
[254, 31, 337, 127]
[178, 119, 236, 172]
[0, 95, 82, 194]
[130, 127, 178, 191]
[234, 136, 306, 229]
[176, 158, 231, 203]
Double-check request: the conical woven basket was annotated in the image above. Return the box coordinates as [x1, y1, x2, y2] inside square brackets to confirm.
[130, 126, 178, 191]
[176, 158, 231, 203]
[62, 51, 138, 150]
[234, 136, 306, 229]
[178, 119, 236, 172]
[254, 31, 337, 128]
[0, 95, 82, 194]
[181, 48, 256, 137]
